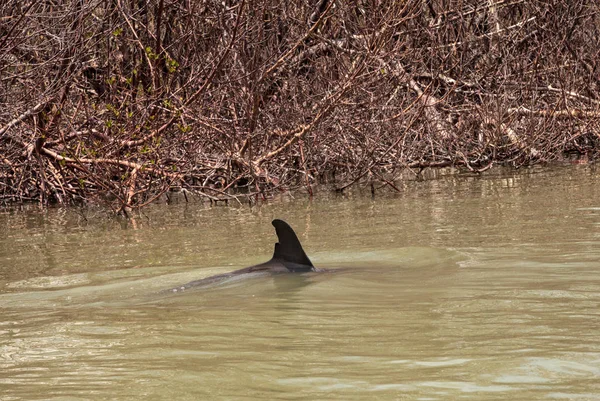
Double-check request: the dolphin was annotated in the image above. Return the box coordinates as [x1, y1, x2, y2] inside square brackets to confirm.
[166, 219, 318, 292]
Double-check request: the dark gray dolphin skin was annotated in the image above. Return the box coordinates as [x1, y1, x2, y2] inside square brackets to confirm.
[166, 219, 317, 292]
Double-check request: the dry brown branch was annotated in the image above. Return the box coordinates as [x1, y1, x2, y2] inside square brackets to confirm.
[508, 106, 600, 119]
[39, 147, 180, 179]
[0, 103, 45, 137]
[124, 167, 138, 209]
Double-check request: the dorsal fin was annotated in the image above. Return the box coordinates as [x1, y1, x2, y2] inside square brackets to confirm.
[271, 219, 313, 268]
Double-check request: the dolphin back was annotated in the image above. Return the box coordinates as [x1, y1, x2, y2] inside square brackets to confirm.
[271, 219, 314, 271]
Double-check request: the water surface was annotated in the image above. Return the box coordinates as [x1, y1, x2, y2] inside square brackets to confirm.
[1, 165, 600, 400]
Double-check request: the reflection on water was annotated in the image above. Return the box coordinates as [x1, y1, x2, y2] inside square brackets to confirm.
[1, 165, 600, 400]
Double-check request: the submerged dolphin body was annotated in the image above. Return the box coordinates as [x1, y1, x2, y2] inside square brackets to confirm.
[166, 219, 317, 292]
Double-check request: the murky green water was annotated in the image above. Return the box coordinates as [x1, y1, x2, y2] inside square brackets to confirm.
[1, 165, 600, 400]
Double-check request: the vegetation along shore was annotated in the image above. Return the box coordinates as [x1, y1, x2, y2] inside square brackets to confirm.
[1, 1, 599, 213]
